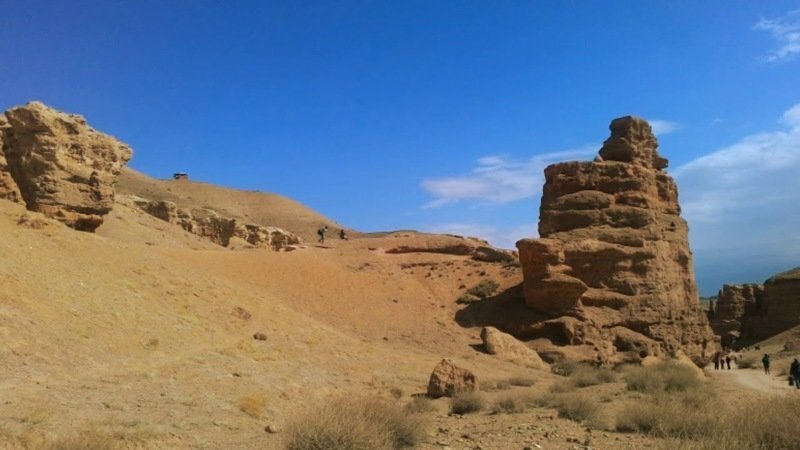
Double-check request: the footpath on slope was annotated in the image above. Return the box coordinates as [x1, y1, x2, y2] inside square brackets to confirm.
[704, 362, 795, 395]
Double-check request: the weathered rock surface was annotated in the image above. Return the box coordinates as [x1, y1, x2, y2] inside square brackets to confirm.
[427, 359, 478, 398]
[0, 102, 132, 230]
[516, 116, 716, 366]
[132, 198, 300, 250]
[741, 268, 800, 341]
[384, 233, 517, 264]
[709, 284, 763, 347]
[480, 326, 549, 370]
[0, 116, 23, 203]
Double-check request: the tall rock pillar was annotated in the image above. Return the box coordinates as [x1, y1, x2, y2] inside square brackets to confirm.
[517, 116, 716, 365]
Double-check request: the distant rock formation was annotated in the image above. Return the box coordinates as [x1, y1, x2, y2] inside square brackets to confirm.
[133, 197, 300, 251]
[516, 116, 716, 366]
[0, 102, 132, 230]
[383, 233, 517, 263]
[709, 284, 763, 347]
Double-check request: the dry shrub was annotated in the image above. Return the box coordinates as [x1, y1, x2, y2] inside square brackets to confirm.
[623, 361, 701, 394]
[550, 360, 580, 376]
[449, 392, 485, 414]
[507, 376, 536, 387]
[615, 389, 718, 439]
[490, 393, 536, 414]
[465, 280, 499, 299]
[284, 395, 428, 450]
[549, 365, 615, 393]
[390, 387, 403, 399]
[538, 392, 601, 425]
[481, 379, 511, 391]
[404, 396, 437, 414]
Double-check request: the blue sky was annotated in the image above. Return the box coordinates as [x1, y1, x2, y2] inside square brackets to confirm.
[1, 1, 799, 294]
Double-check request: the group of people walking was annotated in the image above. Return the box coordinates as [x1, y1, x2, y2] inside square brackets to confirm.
[713, 353, 734, 370]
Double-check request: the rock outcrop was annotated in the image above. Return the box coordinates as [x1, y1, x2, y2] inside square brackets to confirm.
[133, 198, 300, 250]
[0, 102, 132, 230]
[480, 326, 549, 370]
[427, 359, 478, 398]
[709, 284, 763, 347]
[741, 268, 800, 341]
[516, 116, 716, 366]
[384, 234, 517, 264]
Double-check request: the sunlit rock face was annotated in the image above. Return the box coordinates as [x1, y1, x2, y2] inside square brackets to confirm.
[517, 116, 717, 366]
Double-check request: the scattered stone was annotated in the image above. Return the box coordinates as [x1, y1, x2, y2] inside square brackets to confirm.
[253, 332, 268, 341]
[232, 307, 252, 321]
[427, 359, 478, 398]
[265, 424, 280, 434]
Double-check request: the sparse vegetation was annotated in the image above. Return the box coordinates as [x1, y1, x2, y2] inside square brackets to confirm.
[284, 395, 428, 450]
[457, 279, 499, 303]
[490, 394, 535, 414]
[449, 392, 485, 414]
[404, 396, 437, 414]
[549, 363, 615, 392]
[507, 375, 536, 387]
[550, 360, 580, 376]
[623, 361, 701, 393]
[480, 379, 511, 391]
[390, 387, 403, 399]
[538, 392, 601, 425]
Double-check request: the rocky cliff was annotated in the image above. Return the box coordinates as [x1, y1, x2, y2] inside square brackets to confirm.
[0, 102, 132, 230]
[516, 116, 716, 365]
[132, 198, 300, 250]
[739, 268, 800, 341]
[709, 284, 763, 347]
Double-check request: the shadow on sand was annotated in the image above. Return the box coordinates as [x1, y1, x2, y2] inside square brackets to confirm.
[454, 283, 549, 339]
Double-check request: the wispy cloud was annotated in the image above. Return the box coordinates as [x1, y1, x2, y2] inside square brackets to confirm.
[754, 9, 800, 62]
[420, 146, 596, 208]
[648, 119, 681, 136]
[674, 103, 800, 276]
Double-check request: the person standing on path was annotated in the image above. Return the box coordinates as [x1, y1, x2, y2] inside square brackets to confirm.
[790, 358, 800, 389]
[725, 355, 732, 370]
[317, 226, 328, 243]
[762, 354, 771, 375]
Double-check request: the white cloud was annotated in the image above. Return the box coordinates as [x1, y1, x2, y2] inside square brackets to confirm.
[754, 9, 800, 62]
[423, 222, 537, 250]
[648, 119, 681, 136]
[674, 102, 800, 273]
[420, 146, 596, 208]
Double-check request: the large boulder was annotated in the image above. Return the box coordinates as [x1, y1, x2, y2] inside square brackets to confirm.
[480, 327, 549, 370]
[1, 102, 132, 230]
[426, 359, 478, 398]
[516, 117, 717, 366]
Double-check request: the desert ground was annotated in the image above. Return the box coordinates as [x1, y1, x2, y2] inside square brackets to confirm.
[0, 167, 798, 450]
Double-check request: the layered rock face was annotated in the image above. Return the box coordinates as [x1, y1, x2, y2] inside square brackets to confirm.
[709, 284, 763, 347]
[0, 102, 132, 230]
[134, 198, 300, 251]
[516, 117, 716, 365]
[742, 268, 800, 341]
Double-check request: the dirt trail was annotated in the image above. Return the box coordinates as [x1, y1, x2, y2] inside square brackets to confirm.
[705, 364, 795, 394]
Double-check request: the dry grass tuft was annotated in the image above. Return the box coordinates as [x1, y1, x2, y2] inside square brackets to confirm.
[404, 396, 437, 414]
[536, 392, 601, 425]
[549, 364, 615, 392]
[284, 395, 428, 450]
[623, 361, 701, 394]
[507, 375, 536, 387]
[481, 379, 511, 391]
[449, 392, 485, 415]
[490, 393, 536, 414]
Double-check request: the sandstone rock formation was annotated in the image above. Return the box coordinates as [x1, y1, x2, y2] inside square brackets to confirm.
[741, 268, 800, 341]
[516, 116, 716, 366]
[709, 284, 763, 347]
[427, 359, 478, 398]
[384, 234, 517, 264]
[480, 326, 549, 370]
[0, 102, 132, 230]
[133, 197, 300, 250]
[0, 115, 22, 203]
